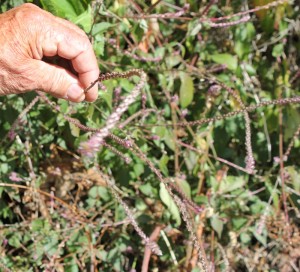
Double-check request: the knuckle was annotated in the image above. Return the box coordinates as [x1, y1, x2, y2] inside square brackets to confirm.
[21, 3, 39, 9]
[14, 3, 43, 24]
[82, 38, 93, 51]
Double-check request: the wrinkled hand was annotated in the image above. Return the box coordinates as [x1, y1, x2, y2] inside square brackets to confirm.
[0, 3, 99, 102]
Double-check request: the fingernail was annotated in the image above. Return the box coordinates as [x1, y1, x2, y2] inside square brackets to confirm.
[66, 84, 84, 101]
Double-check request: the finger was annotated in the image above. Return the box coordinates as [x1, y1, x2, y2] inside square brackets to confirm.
[28, 59, 85, 102]
[38, 25, 99, 102]
[53, 15, 87, 37]
[71, 48, 99, 102]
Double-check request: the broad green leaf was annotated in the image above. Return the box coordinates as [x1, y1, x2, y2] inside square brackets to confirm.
[159, 183, 181, 226]
[179, 72, 194, 108]
[285, 166, 300, 192]
[232, 217, 247, 230]
[272, 44, 284, 58]
[8, 233, 22, 248]
[68, 0, 87, 15]
[163, 129, 175, 151]
[72, 6, 92, 32]
[166, 55, 181, 68]
[69, 122, 80, 137]
[188, 20, 202, 36]
[183, 149, 198, 172]
[65, 257, 79, 272]
[133, 163, 144, 177]
[219, 176, 245, 194]
[210, 53, 238, 70]
[211, 215, 224, 238]
[159, 154, 169, 176]
[31, 219, 44, 232]
[176, 178, 191, 198]
[265, 180, 279, 209]
[92, 22, 114, 35]
[40, 0, 77, 18]
[139, 183, 155, 197]
[240, 232, 251, 244]
[94, 34, 105, 56]
[251, 226, 267, 246]
[88, 186, 110, 202]
[136, 198, 147, 211]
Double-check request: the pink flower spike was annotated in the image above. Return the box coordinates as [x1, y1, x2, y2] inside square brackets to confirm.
[9, 172, 23, 182]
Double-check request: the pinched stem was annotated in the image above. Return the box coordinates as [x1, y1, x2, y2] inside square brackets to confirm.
[80, 69, 146, 157]
[84, 69, 144, 94]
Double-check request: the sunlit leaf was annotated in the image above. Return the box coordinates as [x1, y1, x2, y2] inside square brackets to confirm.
[179, 72, 194, 108]
[210, 53, 238, 70]
[159, 183, 181, 226]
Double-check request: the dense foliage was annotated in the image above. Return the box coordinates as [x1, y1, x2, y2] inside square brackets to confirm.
[0, 0, 299, 271]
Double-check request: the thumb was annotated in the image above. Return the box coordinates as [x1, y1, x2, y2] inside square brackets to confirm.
[29, 59, 85, 102]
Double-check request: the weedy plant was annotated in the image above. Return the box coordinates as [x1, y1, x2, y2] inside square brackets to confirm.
[0, 0, 300, 271]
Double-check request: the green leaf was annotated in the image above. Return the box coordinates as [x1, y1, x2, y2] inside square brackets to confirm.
[65, 257, 79, 272]
[139, 183, 154, 197]
[219, 176, 245, 194]
[163, 129, 175, 151]
[240, 232, 251, 244]
[94, 34, 105, 56]
[251, 226, 267, 246]
[166, 55, 181, 68]
[68, 0, 87, 15]
[92, 22, 114, 35]
[285, 166, 300, 192]
[8, 233, 22, 248]
[176, 178, 191, 198]
[210, 53, 238, 70]
[272, 44, 284, 58]
[72, 6, 93, 32]
[159, 154, 169, 176]
[232, 217, 247, 230]
[40, 0, 77, 18]
[179, 72, 194, 108]
[88, 186, 110, 202]
[211, 215, 224, 238]
[69, 122, 80, 137]
[133, 163, 144, 177]
[159, 183, 181, 226]
[31, 218, 44, 232]
[188, 19, 202, 36]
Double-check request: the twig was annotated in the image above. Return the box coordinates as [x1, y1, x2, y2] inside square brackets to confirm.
[216, 81, 255, 173]
[123, 4, 189, 19]
[139, 96, 300, 128]
[141, 226, 163, 272]
[160, 229, 178, 266]
[208, 15, 250, 28]
[283, 123, 300, 160]
[199, 0, 288, 23]
[99, 172, 162, 256]
[217, 243, 230, 272]
[278, 96, 289, 226]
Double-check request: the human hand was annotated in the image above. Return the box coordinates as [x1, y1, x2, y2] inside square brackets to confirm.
[0, 3, 99, 102]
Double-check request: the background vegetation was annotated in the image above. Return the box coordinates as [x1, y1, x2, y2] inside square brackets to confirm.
[0, 0, 299, 271]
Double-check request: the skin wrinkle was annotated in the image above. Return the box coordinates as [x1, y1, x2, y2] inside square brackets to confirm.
[0, 3, 99, 102]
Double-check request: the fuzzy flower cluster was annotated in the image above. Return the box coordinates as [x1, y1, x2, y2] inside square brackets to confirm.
[79, 70, 146, 157]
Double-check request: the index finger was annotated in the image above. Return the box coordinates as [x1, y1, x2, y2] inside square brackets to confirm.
[37, 14, 100, 102]
[71, 45, 100, 102]
[52, 16, 100, 101]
